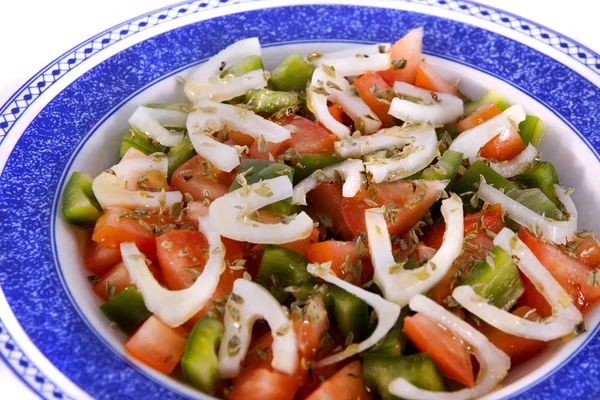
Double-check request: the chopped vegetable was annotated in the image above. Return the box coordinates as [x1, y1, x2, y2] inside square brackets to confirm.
[62, 172, 102, 226]
[519, 115, 545, 147]
[464, 88, 510, 116]
[420, 150, 463, 182]
[515, 161, 561, 205]
[119, 127, 168, 157]
[245, 88, 299, 112]
[181, 317, 224, 394]
[166, 134, 196, 180]
[100, 286, 151, 332]
[255, 245, 310, 303]
[220, 55, 264, 77]
[269, 52, 314, 92]
[293, 154, 346, 184]
[451, 159, 515, 194]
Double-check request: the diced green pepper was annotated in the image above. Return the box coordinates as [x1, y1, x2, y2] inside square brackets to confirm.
[362, 353, 447, 400]
[255, 245, 311, 303]
[293, 280, 368, 342]
[451, 160, 515, 194]
[269, 52, 314, 92]
[220, 55, 264, 78]
[436, 123, 461, 140]
[119, 127, 168, 158]
[230, 159, 297, 215]
[167, 134, 196, 181]
[181, 316, 224, 395]
[515, 161, 561, 206]
[507, 188, 564, 220]
[245, 89, 300, 113]
[145, 102, 191, 112]
[366, 307, 410, 357]
[421, 150, 463, 182]
[61, 172, 103, 226]
[293, 154, 346, 184]
[519, 115, 545, 147]
[100, 287, 151, 333]
[464, 88, 510, 116]
[463, 246, 525, 310]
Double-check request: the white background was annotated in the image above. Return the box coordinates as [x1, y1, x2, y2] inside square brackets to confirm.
[0, 0, 597, 397]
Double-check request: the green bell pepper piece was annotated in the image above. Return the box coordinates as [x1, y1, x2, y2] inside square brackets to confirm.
[519, 115, 545, 147]
[515, 161, 561, 206]
[220, 55, 264, 77]
[100, 287, 151, 333]
[464, 88, 510, 116]
[255, 245, 311, 303]
[119, 127, 168, 158]
[421, 150, 463, 182]
[293, 154, 346, 184]
[507, 188, 564, 220]
[61, 172, 103, 226]
[269, 52, 314, 92]
[245, 89, 300, 113]
[167, 134, 196, 181]
[451, 160, 515, 194]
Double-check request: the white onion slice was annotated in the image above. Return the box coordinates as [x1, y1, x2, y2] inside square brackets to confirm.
[488, 144, 538, 178]
[184, 69, 267, 103]
[219, 279, 297, 378]
[120, 217, 223, 327]
[388, 82, 463, 127]
[292, 159, 364, 205]
[365, 125, 439, 182]
[449, 104, 526, 163]
[312, 43, 390, 61]
[188, 99, 291, 143]
[452, 228, 582, 341]
[389, 295, 510, 400]
[307, 66, 381, 139]
[188, 38, 262, 82]
[366, 194, 463, 306]
[92, 152, 182, 209]
[128, 106, 185, 147]
[307, 262, 401, 367]
[335, 125, 433, 158]
[478, 183, 577, 243]
[313, 53, 391, 77]
[208, 175, 314, 244]
[187, 130, 240, 173]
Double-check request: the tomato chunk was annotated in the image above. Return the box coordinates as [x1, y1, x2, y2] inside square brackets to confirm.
[84, 241, 122, 275]
[479, 127, 526, 161]
[379, 27, 423, 85]
[92, 207, 157, 258]
[478, 306, 547, 366]
[353, 72, 395, 127]
[516, 271, 553, 318]
[328, 103, 344, 124]
[573, 235, 600, 268]
[125, 316, 187, 374]
[280, 226, 320, 257]
[519, 227, 600, 309]
[415, 60, 460, 97]
[92, 262, 131, 301]
[305, 361, 370, 400]
[308, 183, 354, 241]
[278, 115, 336, 154]
[306, 240, 362, 284]
[229, 130, 255, 147]
[229, 368, 300, 400]
[342, 180, 446, 237]
[156, 230, 209, 290]
[170, 155, 231, 202]
[456, 103, 503, 133]
[404, 313, 475, 387]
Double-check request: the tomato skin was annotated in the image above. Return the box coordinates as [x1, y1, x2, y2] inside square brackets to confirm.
[280, 226, 320, 257]
[353, 72, 395, 127]
[379, 27, 423, 85]
[573, 236, 600, 268]
[229, 130, 255, 147]
[342, 180, 446, 237]
[249, 139, 291, 160]
[278, 115, 336, 154]
[404, 313, 475, 387]
[306, 240, 361, 284]
[125, 316, 187, 374]
[229, 368, 300, 400]
[414, 60, 460, 97]
[516, 271, 553, 318]
[519, 227, 600, 310]
[92, 207, 157, 258]
[307, 183, 354, 241]
[456, 103, 503, 133]
[170, 155, 231, 202]
[478, 306, 547, 366]
[480, 127, 526, 161]
[305, 361, 371, 400]
[84, 241, 122, 275]
[92, 262, 131, 301]
[156, 230, 209, 290]
[328, 104, 344, 124]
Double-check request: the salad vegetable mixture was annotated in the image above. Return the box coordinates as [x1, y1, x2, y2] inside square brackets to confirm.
[61, 29, 600, 399]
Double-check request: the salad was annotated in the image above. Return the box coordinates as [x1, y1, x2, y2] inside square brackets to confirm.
[61, 28, 599, 400]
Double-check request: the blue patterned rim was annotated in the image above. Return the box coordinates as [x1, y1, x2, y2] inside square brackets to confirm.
[1, 2, 599, 399]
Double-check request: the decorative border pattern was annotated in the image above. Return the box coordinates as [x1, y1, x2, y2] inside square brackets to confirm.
[1, 0, 599, 147]
[0, 1, 598, 399]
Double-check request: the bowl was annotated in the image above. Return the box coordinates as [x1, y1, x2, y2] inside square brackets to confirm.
[1, 1, 600, 399]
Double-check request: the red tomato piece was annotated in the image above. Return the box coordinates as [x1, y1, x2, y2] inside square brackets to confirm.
[519, 227, 600, 310]
[92, 262, 131, 301]
[415, 60, 461, 97]
[229, 130, 255, 146]
[125, 315, 187, 374]
[170, 155, 231, 202]
[91, 207, 157, 258]
[306, 240, 362, 284]
[84, 241, 122, 275]
[456, 103, 503, 133]
[229, 368, 301, 400]
[516, 271, 553, 318]
[342, 180, 446, 237]
[294, 296, 330, 361]
[404, 313, 475, 387]
[156, 230, 209, 290]
[307, 183, 354, 241]
[573, 235, 600, 268]
[305, 361, 371, 400]
[248, 139, 291, 160]
[280, 226, 320, 257]
[277, 115, 336, 154]
[379, 27, 423, 85]
[479, 127, 526, 161]
[353, 72, 395, 127]
[478, 306, 547, 366]
[328, 103, 344, 124]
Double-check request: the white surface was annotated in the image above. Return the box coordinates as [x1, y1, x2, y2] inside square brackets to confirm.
[0, 0, 598, 398]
